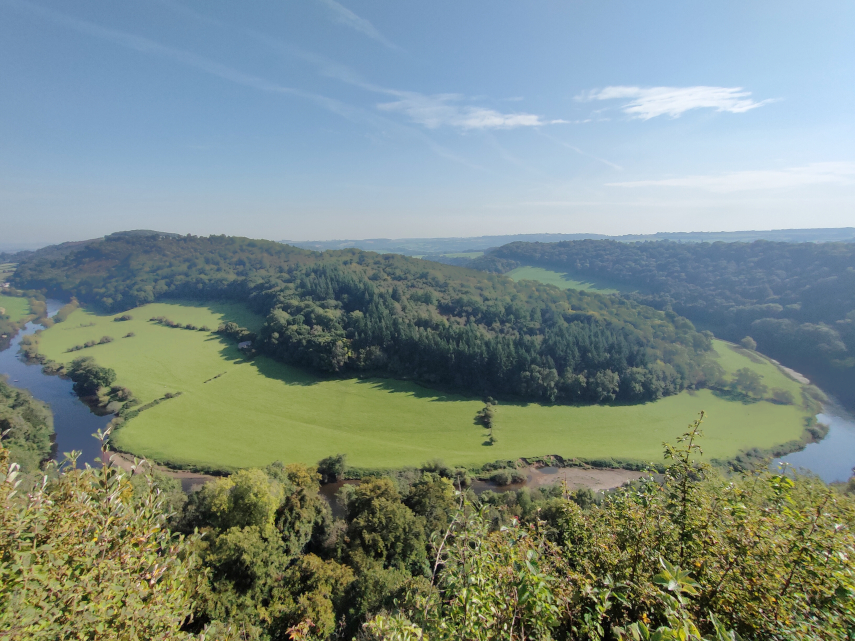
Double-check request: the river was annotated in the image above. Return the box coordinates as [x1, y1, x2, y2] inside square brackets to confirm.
[0, 300, 112, 467]
[1, 302, 854, 482]
[773, 405, 855, 483]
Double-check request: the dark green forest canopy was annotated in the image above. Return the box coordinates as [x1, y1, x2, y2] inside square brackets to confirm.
[12, 233, 713, 404]
[474, 239, 855, 404]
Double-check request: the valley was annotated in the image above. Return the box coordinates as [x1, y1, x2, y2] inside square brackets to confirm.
[30, 299, 815, 472]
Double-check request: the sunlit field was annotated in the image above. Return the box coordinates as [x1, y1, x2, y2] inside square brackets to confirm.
[507, 266, 627, 293]
[35, 301, 813, 471]
[0, 293, 31, 323]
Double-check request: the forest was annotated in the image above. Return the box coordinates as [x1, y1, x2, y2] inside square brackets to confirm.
[472, 240, 855, 407]
[11, 233, 715, 405]
[0, 378, 53, 474]
[2, 415, 854, 640]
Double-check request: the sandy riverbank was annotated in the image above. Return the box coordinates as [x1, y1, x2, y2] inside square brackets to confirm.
[109, 451, 218, 492]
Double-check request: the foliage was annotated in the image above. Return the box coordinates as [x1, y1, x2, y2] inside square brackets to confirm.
[0, 438, 204, 640]
[0, 378, 53, 474]
[2, 417, 854, 640]
[317, 454, 347, 484]
[363, 416, 855, 641]
[473, 239, 855, 408]
[66, 355, 117, 396]
[12, 233, 715, 405]
[343, 478, 429, 575]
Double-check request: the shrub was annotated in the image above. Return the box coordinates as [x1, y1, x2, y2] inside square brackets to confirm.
[740, 336, 757, 350]
[770, 388, 795, 405]
[317, 453, 347, 484]
[0, 441, 203, 638]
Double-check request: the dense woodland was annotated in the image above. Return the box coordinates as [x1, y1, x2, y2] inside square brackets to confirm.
[12, 233, 715, 404]
[0, 378, 53, 474]
[473, 240, 855, 407]
[2, 416, 854, 640]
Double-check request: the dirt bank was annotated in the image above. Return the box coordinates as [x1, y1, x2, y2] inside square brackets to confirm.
[109, 451, 217, 492]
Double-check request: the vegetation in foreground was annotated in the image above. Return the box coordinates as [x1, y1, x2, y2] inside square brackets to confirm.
[30, 302, 816, 471]
[2, 417, 853, 640]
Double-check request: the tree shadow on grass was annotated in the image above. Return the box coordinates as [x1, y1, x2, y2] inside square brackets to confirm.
[711, 387, 762, 405]
[350, 376, 485, 404]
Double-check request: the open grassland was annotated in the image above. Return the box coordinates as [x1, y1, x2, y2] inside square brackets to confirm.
[0, 294, 31, 322]
[712, 341, 805, 398]
[0, 263, 16, 280]
[507, 266, 626, 293]
[442, 251, 484, 258]
[35, 301, 813, 471]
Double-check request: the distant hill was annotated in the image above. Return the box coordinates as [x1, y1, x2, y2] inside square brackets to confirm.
[284, 227, 855, 256]
[469, 238, 855, 411]
[0, 230, 182, 264]
[11, 232, 711, 405]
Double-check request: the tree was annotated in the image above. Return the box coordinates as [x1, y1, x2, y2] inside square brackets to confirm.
[770, 388, 795, 405]
[195, 468, 284, 534]
[66, 356, 116, 396]
[0, 442, 203, 639]
[317, 454, 347, 484]
[345, 478, 428, 575]
[730, 367, 768, 399]
[739, 336, 757, 351]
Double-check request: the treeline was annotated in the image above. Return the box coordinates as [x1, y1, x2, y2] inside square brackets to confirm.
[12, 233, 716, 404]
[474, 239, 855, 406]
[0, 378, 53, 475]
[2, 419, 854, 639]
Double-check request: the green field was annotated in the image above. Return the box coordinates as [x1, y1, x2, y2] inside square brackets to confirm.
[507, 266, 627, 293]
[0, 263, 16, 280]
[34, 301, 813, 471]
[441, 251, 484, 259]
[0, 294, 31, 322]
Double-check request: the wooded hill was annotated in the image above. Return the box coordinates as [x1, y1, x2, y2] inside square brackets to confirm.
[473, 239, 855, 408]
[12, 233, 714, 405]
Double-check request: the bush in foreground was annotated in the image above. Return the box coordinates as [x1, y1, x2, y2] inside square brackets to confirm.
[1, 414, 854, 640]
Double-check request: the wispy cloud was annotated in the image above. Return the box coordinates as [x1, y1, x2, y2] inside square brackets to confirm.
[245, 36, 560, 133]
[577, 86, 774, 120]
[607, 162, 855, 192]
[378, 93, 564, 130]
[316, 0, 398, 50]
[536, 131, 622, 170]
[4, 0, 406, 131]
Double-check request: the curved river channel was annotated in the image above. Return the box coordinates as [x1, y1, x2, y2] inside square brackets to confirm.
[0, 300, 112, 466]
[1, 299, 854, 483]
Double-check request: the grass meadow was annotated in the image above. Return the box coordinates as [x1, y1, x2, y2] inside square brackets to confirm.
[35, 301, 814, 471]
[506, 266, 627, 294]
[0, 294, 31, 322]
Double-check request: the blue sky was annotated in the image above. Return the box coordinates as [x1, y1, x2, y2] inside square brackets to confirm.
[1, 0, 853, 245]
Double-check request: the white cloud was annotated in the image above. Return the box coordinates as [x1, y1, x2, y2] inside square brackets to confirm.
[378, 93, 561, 130]
[606, 162, 855, 192]
[316, 0, 398, 50]
[578, 85, 773, 119]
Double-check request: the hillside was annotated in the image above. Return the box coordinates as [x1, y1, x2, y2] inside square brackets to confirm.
[284, 227, 855, 256]
[12, 233, 715, 405]
[472, 239, 855, 409]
